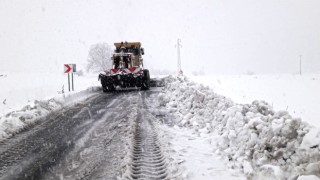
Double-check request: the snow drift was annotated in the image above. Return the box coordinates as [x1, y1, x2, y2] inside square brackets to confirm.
[158, 75, 320, 179]
[0, 86, 101, 141]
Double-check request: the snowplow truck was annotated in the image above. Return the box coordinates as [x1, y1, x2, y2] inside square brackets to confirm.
[98, 42, 150, 92]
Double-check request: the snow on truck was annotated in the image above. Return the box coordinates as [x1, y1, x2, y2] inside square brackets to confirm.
[98, 42, 150, 92]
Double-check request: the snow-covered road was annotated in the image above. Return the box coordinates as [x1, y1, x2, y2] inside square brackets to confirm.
[0, 88, 175, 180]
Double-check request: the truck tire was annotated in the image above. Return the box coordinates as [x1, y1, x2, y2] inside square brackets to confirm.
[141, 69, 150, 90]
[100, 75, 114, 92]
[101, 79, 108, 93]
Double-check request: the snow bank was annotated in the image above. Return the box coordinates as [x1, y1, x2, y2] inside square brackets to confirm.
[159, 75, 320, 179]
[190, 74, 320, 129]
[0, 72, 100, 116]
[0, 86, 101, 141]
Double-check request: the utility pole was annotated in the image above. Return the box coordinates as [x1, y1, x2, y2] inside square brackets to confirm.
[299, 55, 302, 75]
[176, 39, 183, 75]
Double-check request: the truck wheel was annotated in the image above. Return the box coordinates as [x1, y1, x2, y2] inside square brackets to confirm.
[100, 75, 115, 92]
[141, 69, 150, 90]
[102, 87, 108, 92]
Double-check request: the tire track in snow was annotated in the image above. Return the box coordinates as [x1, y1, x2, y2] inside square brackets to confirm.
[0, 93, 121, 179]
[127, 93, 168, 180]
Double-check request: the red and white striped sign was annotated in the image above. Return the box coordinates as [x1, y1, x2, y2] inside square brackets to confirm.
[64, 64, 72, 73]
[110, 67, 142, 75]
[64, 64, 76, 73]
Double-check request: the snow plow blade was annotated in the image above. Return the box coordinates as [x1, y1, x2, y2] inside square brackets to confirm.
[150, 78, 165, 87]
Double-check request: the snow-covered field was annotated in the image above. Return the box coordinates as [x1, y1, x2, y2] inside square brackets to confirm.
[0, 72, 101, 140]
[158, 75, 320, 179]
[0, 71, 100, 115]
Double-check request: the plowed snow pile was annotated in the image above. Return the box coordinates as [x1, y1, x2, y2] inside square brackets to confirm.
[0, 87, 101, 141]
[159, 76, 320, 179]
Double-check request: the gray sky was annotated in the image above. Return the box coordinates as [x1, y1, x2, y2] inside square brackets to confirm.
[0, 0, 320, 74]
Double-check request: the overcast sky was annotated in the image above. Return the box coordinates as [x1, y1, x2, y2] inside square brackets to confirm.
[0, 0, 319, 74]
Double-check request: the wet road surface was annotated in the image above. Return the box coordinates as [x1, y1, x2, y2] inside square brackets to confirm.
[0, 88, 168, 180]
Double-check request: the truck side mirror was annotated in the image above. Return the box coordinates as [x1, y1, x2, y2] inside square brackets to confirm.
[141, 48, 145, 55]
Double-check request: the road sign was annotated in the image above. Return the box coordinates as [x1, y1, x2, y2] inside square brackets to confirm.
[64, 64, 72, 73]
[72, 64, 76, 72]
[64, 64, 76, 92]
[64, 64, 76, 73]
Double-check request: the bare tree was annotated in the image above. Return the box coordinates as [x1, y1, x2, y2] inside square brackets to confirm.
[86, 43, 113, 72]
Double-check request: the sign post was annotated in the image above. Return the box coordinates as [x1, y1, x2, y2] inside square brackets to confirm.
[68, 73, 70, 92]
[71, 72, 74, 91]
[64, 64, 76, 92]
[72, 64, 76, 91]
